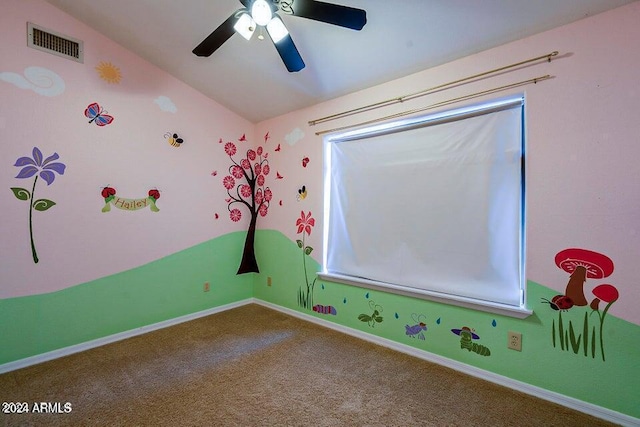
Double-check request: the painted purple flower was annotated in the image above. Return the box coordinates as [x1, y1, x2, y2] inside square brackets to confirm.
[14, 147, 66, 185]
[11, 147, 65, 263]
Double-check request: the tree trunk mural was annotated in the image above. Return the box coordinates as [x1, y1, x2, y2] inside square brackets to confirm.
[220, 133, 274, 274]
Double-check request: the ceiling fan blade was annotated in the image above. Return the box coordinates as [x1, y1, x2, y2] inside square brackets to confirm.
[271, 33, 305, 72]
[281, 0, 366, 30]
[192, 13, 238, 57]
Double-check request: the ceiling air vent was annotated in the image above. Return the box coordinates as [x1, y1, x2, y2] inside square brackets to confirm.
[27, 22, 83, 63]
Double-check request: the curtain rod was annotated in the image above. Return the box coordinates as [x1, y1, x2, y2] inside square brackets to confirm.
[314, 74, 551, 136]
[308, 51, 558, 127]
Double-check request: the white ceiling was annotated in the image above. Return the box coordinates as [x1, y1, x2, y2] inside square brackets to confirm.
[45, 0, 635, 123]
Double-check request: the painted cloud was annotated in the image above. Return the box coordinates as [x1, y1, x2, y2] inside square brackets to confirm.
[0, 66, 65, 97]
[285, 127, 305, 146]
[154, 95, 177, 113]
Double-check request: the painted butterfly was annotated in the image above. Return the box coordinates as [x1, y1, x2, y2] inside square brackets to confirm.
[302, 157, 309, 167]
[274, 143, 281, 152]
[85, 102, 114, 126]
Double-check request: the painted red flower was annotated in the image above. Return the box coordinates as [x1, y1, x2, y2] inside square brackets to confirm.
[257, 174, 265, 187]
[254, 163, 262, 176]
[241, 159, 251, 170]
[230, 208, 242, 222]
[224, 142, 237, 157]
[255, 189, 263, 205]
[296, 210, 315, 236]
[232, 165, 244, 179]
[240, 184, 252, 198]
[259, 204, 268, 217]
[223, 175, 235, 190]
[264, 188, 273, 202]
[257, 146, 263, 156]
[262, 164, 270, 176]
[247, 149, 256, 161]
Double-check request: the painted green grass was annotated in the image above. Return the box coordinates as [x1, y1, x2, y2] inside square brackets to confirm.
[0, 232, 253, 364]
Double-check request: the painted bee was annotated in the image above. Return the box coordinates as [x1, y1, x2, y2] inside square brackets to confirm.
[297, 185, 307, 201]
[165, 132, 184, 147]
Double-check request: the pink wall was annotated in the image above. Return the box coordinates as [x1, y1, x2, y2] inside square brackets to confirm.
[256, 2, 640, 325]
[3, 0, 638, 325]
[0, 0, 254, 297]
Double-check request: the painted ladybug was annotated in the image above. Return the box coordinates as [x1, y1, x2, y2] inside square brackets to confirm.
[148, 189, 160, 200]
[541, 295, 574, 311]
[101, 186, 116, 199]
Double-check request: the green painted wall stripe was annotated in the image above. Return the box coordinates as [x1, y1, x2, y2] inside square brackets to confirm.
[0, 232, 252, 364]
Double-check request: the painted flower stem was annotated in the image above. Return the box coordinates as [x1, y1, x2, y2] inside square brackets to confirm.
[29, 175, 39, 263]
[302, 233, 308, 284]
[596, 301, 614, 361]
[301, 233, 315, 307]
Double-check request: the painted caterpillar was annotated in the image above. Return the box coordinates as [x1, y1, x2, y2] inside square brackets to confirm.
[452, 326, 491, 356]
[313, 304, 337, 315]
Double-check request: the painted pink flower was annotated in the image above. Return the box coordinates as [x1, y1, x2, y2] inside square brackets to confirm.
[240, 184, 252, 198]
[230, 208, 242, 222]
[224, 142, 237, 157]
[255, 189, 263, 205]
[264, 188, 273, 202]
[259, 204, 268, 217]
[257, 174, 265, 186]
[247, 149, 256, 161]
[223, 175, 235, 189]
[254, 163, 262, 176]
[262, 164, 270, 176]
[257, 146, 263, 156]
[232, 165, 244, 179]
[296, 211, 315, 236]
[241, 159, 251, 170]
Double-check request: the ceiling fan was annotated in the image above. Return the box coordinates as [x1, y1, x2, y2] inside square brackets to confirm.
[192, 0, 367, 72]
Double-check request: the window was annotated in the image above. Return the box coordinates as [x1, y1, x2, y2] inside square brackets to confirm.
[320, 95, 531, 318]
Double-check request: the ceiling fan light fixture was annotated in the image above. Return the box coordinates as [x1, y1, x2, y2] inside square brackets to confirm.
[266, 16, 288, 43]
[234, 12, 256, 40]
[251, 0, 272, 26]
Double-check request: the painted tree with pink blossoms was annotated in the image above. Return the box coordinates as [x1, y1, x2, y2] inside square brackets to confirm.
[221, 133, 273, 274]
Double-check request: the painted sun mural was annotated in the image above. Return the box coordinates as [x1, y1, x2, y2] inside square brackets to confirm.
[95, 61, 122, 84]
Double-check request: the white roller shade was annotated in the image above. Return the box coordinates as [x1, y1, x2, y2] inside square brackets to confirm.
[324, 96, 525, 308]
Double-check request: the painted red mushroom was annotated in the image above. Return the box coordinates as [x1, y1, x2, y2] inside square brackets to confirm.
[554, 248, 614, 307]
[590, 284, 619, 310]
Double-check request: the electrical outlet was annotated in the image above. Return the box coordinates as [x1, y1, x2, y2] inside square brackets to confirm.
[508, 331, 522, 351]
[203, 282, 210, 292]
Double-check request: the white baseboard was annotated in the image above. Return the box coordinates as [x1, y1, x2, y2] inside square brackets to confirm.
[0, 298, 253, 375]
[254, 299, 640, 427]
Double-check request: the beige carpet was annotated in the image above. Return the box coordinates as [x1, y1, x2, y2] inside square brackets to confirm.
[0, 304, 616, 426]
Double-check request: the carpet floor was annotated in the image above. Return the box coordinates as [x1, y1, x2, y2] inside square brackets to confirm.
[0, 304, 616, 426]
